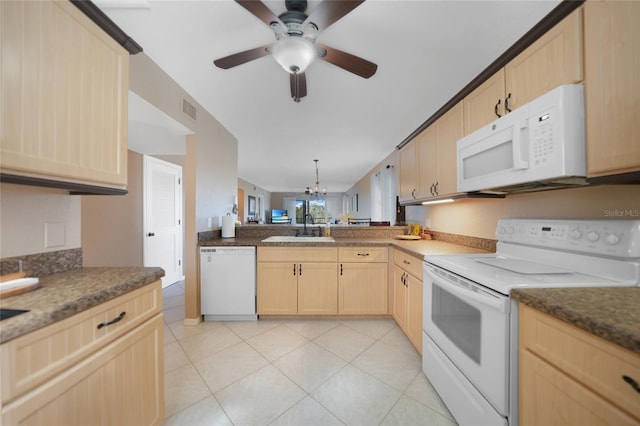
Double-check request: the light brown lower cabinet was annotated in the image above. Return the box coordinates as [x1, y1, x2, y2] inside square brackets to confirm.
[257, 247, 338, 315]
[0, 281, 164, 425]
[519, 304, 640, 425]
[2, 315, 164, 426]
[338, 247, 389, 315]
[392, 250, 423, 353]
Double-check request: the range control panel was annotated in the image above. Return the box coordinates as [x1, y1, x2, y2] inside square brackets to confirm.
[496, 219, 640, 258]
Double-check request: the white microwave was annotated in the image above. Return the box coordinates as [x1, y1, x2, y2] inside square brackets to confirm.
[457, 84, 586, 194]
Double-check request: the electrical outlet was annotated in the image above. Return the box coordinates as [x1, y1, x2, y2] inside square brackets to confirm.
[425, 218, 431, 229]
[207, 217, 212, 228]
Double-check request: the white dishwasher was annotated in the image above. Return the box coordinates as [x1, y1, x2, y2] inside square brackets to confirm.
[200, 246, 256, 321]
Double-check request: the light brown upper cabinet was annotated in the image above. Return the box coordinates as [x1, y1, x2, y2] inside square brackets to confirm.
[0, 1, 129, 191]
[416, 102, 463, 199]
[399, 141, 418, 202]
[583, 0, 640, 178]
[463, 7, 583, 135]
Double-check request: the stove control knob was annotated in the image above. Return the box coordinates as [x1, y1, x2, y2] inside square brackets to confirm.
[606, 234, 620, 245]
[569, 229, 582, 239]
[587, 231, 600, 242]
[506, 226, 515, 234]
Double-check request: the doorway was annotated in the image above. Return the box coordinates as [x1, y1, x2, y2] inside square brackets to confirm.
[143, 155, 184, 288]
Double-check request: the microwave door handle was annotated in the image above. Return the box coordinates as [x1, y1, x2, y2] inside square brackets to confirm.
[512, 119, 529, 170]
[426, 268, 508, 312]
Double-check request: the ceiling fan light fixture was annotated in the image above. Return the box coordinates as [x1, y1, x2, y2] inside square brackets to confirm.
[272, 37, 316, 73]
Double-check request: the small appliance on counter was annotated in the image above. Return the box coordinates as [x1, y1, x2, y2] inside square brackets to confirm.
[221, 213, 235, 238]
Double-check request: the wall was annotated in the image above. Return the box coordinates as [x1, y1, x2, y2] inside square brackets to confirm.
[82, 150, 144, 266]
[127, 53, 238, 322]
[0, 184, 81, 258]
[237, 178, 271, 223]
[345, 151, 400, 222]
[404, 184, 640, 239]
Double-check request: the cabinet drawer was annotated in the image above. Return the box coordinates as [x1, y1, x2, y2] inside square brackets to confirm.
[1, 281, 162, 404]
[520, 304, 640, 420]
[338, 247, 388, 263]
[394, 250, 424, 279]
[258, 247, 337, 263]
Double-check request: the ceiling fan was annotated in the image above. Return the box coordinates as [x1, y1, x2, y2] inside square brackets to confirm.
[213, 0, 377, 102]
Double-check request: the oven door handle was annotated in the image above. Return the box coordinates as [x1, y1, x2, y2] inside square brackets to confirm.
[426, 267, 509, 313]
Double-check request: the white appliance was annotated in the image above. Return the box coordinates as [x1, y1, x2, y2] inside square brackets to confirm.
[457, 84, 586, 194]
[422, 218, 640, 426]
[200, 246, 256, 321]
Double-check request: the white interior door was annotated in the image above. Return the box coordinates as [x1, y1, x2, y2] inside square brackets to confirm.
[144, 155, 183, 288]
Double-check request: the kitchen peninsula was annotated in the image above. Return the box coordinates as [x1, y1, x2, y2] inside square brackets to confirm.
[200, 224, 490, 353]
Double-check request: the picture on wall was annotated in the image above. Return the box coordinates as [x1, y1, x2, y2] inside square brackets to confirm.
[248, 195, 256, 216]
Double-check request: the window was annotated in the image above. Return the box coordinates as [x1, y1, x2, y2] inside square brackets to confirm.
[295, 199, 327, 224]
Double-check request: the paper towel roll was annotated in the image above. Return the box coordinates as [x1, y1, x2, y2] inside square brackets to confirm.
[222, 215, 235, 238]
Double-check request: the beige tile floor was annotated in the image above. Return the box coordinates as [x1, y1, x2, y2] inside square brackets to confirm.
[161, 282, 457, 426]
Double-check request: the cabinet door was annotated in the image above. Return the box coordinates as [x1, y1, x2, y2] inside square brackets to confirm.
[505, 7, 583, 111]
[584, 0, 640, 177]
[392, 267, 407, 330]
[2, 315, 164, 426]
[0, 1, 128, 189]
[416, 126, 437, 198]
[257, 263, 298, 315]
[298, 263, 338, 315]
[339, 263, 388, 315]
[463, 69, 506, 135]
[435, 102, 463, 196]
[405, 274, 423, 354]
[399, 142, 417, 202]
[520, 349, 637, 426]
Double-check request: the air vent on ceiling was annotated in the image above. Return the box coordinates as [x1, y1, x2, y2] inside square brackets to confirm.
[182, 99, 197, 120]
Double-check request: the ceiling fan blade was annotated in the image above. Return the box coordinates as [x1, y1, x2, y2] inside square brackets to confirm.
[290, 72, 307, 102]
[316, 43, 377, 78]
[235, 0, 285, 31]
[304, 0, 365, 31]
[213, 44, 272, 69]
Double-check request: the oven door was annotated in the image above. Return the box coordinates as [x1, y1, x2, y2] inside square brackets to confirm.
[423, 262, 511, 416]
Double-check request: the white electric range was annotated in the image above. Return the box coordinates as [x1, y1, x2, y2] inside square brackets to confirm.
[422, 218, 640, 426]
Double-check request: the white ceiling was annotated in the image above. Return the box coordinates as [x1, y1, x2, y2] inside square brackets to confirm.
[97, 0, 561, 193]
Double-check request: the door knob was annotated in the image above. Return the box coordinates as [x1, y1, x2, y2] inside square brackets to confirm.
[147, 232, 155, 237]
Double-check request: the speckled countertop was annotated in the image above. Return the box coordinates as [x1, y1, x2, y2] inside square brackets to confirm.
[0, 267, 164, 344]
[200, 237, 488, 259]
[512, 287, 640, 355]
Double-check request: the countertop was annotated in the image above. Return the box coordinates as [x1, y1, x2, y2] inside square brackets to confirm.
[512, 287, 640, 355]
[0, 267, 165, 344]
[200, 237, 488, 259]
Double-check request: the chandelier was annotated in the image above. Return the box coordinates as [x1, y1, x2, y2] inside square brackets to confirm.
[305, 159, 326, 198]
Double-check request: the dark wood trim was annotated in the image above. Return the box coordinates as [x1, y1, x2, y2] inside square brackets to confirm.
[0, 174, 128, 195]
[396, 0, 585, 150]
[70, 0, 143, 54]
[587, 171, 640, 185]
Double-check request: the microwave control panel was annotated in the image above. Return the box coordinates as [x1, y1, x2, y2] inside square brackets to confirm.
[496, 218, 640, 258]
[530, 107, 556, 167]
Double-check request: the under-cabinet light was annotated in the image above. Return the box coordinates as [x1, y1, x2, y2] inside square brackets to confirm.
[422, 199, 455, 205]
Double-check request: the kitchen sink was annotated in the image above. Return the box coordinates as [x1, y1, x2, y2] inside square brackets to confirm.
[261, 236, 335, 243]
[0, 308, 29, 321]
